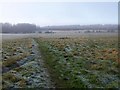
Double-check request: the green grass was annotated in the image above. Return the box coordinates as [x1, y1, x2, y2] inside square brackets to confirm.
[35, 36, 119, 88]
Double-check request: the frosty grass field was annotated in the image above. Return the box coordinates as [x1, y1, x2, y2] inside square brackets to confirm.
[1, 33, 119, 88]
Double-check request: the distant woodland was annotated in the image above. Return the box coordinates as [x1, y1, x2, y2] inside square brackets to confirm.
[0, 23, 118, 33]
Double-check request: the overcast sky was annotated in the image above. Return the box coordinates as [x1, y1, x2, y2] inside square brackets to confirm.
[1, 2, 118, 26]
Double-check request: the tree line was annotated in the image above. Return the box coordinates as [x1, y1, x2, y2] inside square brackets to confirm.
[1, 23, 118, 33]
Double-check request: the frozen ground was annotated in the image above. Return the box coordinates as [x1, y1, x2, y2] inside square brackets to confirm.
[2, 38, 54, 88]
[1, 32, 119, 88]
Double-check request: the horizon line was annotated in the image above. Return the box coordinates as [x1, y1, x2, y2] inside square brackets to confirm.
[0, 22, 118, 27]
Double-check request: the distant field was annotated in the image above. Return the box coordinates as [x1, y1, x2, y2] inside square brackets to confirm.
[2, 32, 118, 39]
[1, 33, 119, 88]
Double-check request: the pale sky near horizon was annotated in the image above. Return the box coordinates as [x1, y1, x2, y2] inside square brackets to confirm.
[0, 2, 118, 26]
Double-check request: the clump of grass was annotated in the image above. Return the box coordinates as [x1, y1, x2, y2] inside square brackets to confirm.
[106, 81, 119, 88]
[90, 64, 103, 70]
[17, 79, 27, 87]
[3, 52, 29, 67]
[3, 56, 19, 67]
[3, 73, 20, 83]
[13, 67, 24, 72]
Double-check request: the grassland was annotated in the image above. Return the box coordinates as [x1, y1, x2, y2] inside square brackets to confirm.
[35, 35, 119, 88]
[2, 38, 33, 88]
[2, 37, 54, 88]
[2, 33, 119, 88]
[2, 38, 32, 68]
